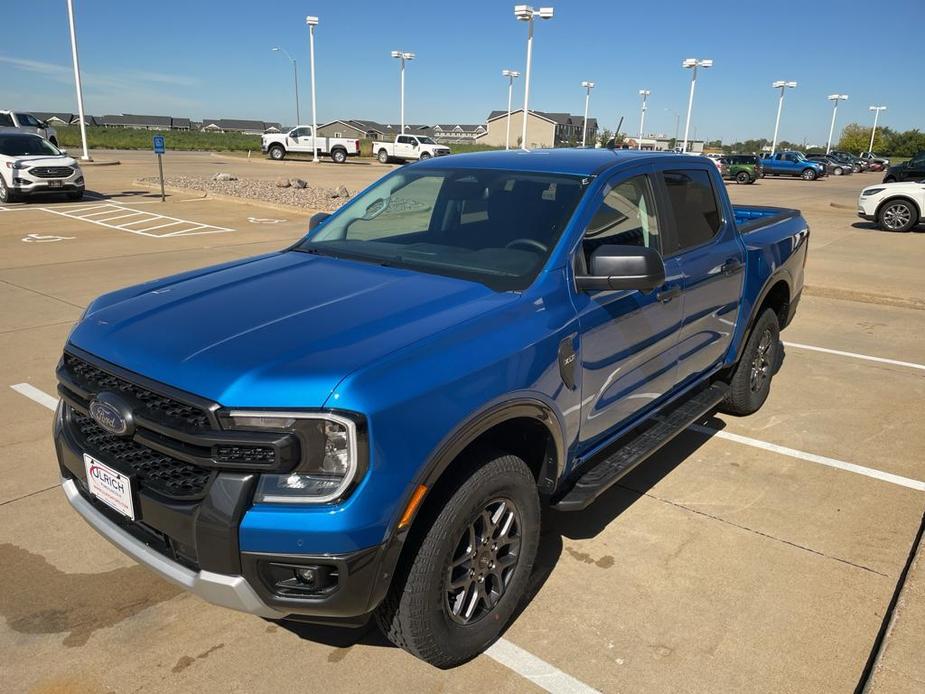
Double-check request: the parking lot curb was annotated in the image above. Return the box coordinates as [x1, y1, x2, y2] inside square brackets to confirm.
[131, 180, 321, 216]
[80, 159, 121, 166]
[830, 202, 856, 210]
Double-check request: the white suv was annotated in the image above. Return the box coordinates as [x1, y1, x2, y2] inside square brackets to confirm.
[0, 132, 84, 203]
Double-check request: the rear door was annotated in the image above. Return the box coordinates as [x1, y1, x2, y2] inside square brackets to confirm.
[657, 166, 745, 385]
[574, 166, 684, 446]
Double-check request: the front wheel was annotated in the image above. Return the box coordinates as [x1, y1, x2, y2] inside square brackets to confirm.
[419, 152, 432, 161]
[0, 175, 16, 203]
[878, 200, 917, 232]
[719, 308, 782, 416]
[801, 168, 817, 181]
[833, 166, 843, 176]
[377, 149, 390, 164]
[375, 451, 540, 668]
[268, 145, 286, 160]
[330, 149, 347, 164]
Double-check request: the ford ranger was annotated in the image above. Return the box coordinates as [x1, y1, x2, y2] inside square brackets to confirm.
[374, 134, 451, 164]
[54, 149, 808, 668]
[262, 126, 360, 163]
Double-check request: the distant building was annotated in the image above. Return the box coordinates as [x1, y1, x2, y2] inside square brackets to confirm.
[478, 109, 598, 148]
[30, 112, 73, 126]
[317, 119, 435, 140]
[618, 136, 704, 153]
[432, 124, 486, 143]
[98, 114, 190, 130]
[200, 119, 281, 134]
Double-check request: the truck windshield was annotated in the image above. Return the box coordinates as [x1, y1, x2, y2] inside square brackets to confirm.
[296, 168, 588, 290]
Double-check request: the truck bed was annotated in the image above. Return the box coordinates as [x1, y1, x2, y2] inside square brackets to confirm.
[733, 205, 801, 234]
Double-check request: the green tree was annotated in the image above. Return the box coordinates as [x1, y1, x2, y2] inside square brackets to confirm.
[836, 123, 875, 154]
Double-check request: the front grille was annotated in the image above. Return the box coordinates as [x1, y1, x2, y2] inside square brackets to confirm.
[30, 166, 74, 178]
[63, 353, 210, 430]
[73, 411, 213, 498]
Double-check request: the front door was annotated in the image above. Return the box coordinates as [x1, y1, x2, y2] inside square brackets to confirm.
[575, 169, 684, 447]
[396, 136, 416, 159]
[658, 167, 746, 385]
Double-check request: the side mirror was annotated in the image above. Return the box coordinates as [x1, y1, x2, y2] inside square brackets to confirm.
[59, 149, 68, 155]
[308, 212, 331, 231]
[576, 245, 666, 292]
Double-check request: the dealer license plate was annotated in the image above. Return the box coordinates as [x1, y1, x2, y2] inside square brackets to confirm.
[48, 180, 63, 188]
[83, 454, 135, 519]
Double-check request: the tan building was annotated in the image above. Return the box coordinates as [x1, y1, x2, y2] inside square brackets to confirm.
[478, 109, 598, 148]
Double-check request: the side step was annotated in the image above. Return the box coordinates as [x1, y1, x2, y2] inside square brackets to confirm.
[554, 382, 728, 512]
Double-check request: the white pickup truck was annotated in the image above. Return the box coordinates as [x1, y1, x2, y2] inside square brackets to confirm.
[373, 135, 451, 164]
[0, 110, 58, 146]
[261, 127, 360, 163]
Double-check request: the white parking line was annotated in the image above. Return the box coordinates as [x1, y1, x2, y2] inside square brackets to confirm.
[10, 383, 58, 411]
[690, 424, 925, 492]
[486, 639, 601, 693]
[41, 203, 233, 237]
[7, 381, 602, 694]
[784, 342, 925, 372]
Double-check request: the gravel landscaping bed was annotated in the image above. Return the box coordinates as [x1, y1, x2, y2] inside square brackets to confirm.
[136, 175, 352, 212]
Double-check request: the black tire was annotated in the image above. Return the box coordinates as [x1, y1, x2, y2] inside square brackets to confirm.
[883, 176, 896, 183]
[268, 144, 286, 161]
[375, 451, 540, 668]
[877, 199, 918, 232]
[852, 164, 861, 173]
[0, 175, 16, 203]
[801, 168, 817, 181]
[719, 308, 782, 416]
[735, 171, 750, 184]
[377, 149, 390, 164]
[833, 166, 843, 176]
[67, 189, 84, 201]
[331, 148, 347, 164]
[419, 152, 432, 161]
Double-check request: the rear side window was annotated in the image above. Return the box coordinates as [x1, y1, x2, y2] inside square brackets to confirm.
[0, 113, 13, 127]
[661, 169, 722, 254]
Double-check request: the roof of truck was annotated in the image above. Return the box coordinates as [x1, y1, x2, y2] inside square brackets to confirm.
[414, 148, 703, 177]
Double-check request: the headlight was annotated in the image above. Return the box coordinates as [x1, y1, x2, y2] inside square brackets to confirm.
[219, 411, 365, 504]
[861, 188, 885, 196]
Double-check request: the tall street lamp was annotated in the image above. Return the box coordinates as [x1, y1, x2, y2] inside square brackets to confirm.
[770, 80, 797, 155]
[580, 81, 595, 147]
[391, 50, 415, 135]
[826, 93, 848, 154]
[272, 47, 301, 127]
[502, 69, 520, 150]
[681, 58, 712, 153]
[869, 105, 886, 153]
[638, 89, 651, 150]
[305, 16, 319, 162]
[65, 0, 90, 161]
[515, 5, 554, 150]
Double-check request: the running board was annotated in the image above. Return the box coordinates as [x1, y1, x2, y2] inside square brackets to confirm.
[554, 382, 728, 512]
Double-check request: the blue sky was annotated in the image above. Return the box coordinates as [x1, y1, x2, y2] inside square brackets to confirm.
[2, 0, 922, 145]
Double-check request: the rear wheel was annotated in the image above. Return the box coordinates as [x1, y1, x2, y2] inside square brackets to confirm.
[719, 308, 782, 416]
[833, 166, 843, 176]
[801, 168, 817, 181]
[735, 170, 750, 184]
[375, 451, 540, 668]
[878, 199, 917, 232]
[331, 148, 347, 164]
[377, 149, 390, 164]
[883, 176, 897, 183]
[268, 144, 286, 161]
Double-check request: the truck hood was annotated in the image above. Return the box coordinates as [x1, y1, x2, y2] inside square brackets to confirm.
[68, 252, 516, 408]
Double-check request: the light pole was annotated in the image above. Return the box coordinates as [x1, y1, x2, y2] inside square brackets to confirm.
[825, 93, 848, 154]
[305, 16, 319, 162]
[65, 0, 90, 161]
[681, 58, 712, 153]
[869, 105, 886, 153]
[390, 50, 415, 135]
[515, 5, 554, 150]
[770, 80, 797, 155]
[502, 69, 520, 149]
[272, 47, 300, 127]
[638, 89, 650, 150]
[580, 81, 595, 147]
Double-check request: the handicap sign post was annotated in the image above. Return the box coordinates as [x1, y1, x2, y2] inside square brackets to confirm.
[153, 135, 166, 202]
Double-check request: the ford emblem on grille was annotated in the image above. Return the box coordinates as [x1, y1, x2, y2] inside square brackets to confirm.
[88, 393, 134, 436]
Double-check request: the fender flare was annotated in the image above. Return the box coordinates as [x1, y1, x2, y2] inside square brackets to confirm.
[730, 269, 793, 365]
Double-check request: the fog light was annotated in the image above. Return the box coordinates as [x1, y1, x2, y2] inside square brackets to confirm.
[296, 567, 319, 585]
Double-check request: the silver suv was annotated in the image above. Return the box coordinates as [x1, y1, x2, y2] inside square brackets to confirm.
[0, 110, 58, 146]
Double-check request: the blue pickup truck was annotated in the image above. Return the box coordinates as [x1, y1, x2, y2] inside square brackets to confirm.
[54, 149, 808, 667]
[761, 151, 826, 180]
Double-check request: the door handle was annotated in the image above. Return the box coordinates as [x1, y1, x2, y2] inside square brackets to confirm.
[656, 285, 681, 303]
[722, 258, 744, 276]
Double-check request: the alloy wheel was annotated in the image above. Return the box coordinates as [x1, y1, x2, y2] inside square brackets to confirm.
[749, 329, 773, 392]
[445, 497, 521, 625]
[882, 203, 912, 231]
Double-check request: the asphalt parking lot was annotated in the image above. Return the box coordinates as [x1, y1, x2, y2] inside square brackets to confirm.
[1, 152, 923, 693]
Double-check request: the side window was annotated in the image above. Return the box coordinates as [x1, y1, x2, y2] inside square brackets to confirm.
[398, 136, 412, 145]
[581, 174, 660, 265]
[661, 169, 722, 254]
[0, 113, 13, 127]
[290, 128, 306, 138]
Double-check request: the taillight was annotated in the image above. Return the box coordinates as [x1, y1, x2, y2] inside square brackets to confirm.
[355, 140, 359, 151]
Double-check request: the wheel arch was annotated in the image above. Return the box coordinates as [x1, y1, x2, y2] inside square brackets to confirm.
[876, 195, 922, 222]
[730, 273, 792, 365]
